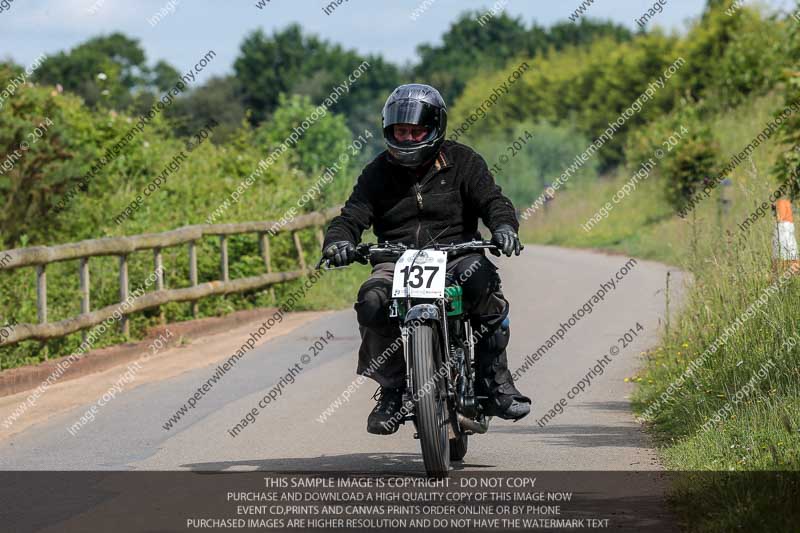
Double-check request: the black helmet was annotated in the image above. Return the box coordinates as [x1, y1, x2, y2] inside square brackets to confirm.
[381, 83, 448, 168]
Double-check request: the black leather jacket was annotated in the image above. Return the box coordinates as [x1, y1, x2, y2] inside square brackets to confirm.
[323, 140, 519, 264]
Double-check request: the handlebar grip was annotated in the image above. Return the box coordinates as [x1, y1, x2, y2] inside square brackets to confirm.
[353, 243, 370, 264]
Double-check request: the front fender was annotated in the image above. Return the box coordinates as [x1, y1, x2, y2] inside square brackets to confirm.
[404, 303, 440, 324]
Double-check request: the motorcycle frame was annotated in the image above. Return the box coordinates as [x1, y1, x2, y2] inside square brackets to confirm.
[394, 291, 474, 430]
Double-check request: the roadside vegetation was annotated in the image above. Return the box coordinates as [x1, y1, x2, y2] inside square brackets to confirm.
[0, 80, 368, 368]
[1, 2, 798, 527]
[497, 4, 799, 531]
[0, 12, 636, 368]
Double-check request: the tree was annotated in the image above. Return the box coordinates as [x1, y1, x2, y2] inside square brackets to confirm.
[33, 33, 145, 109]
[32, 33, 180, 110]
[255, 94, 348, 175]
[450, 31, 678, 170]
[546, 18, 633, 50]
[678, 3, 746, 101]
[627, 101, 723, 213]
[233, 25, 401, 157]
[413, 12, 537, 106]
[0, 65, 111, 244]
[234, 25, 329, 124]
[472, 121, 598, 207]
[166, 76, 246, 143]
[413, 13, 632, 106]
[150, 60, 182, 93]
[773, 3, 800, 199]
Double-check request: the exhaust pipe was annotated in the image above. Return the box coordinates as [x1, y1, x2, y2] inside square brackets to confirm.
[457, 413, 490, 434]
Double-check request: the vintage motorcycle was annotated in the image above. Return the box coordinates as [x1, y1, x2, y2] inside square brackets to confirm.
[318, 240, 517, 477]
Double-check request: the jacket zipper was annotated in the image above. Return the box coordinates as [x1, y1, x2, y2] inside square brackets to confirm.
[414, 182, 423, 247]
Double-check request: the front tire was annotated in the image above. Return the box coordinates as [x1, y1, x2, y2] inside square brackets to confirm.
[410, 323, 450, 477]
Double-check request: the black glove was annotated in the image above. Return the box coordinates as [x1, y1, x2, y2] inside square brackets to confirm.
[491, 224, 521, 257]
[323, 241, 356, 267]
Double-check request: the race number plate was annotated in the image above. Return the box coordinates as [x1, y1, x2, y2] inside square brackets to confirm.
[391, 250, 448, 298]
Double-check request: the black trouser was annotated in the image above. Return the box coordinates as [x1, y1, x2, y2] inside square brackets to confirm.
[354, 253, 524, 402]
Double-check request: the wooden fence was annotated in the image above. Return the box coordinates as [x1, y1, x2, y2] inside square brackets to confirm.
[0, 207, 340, 347]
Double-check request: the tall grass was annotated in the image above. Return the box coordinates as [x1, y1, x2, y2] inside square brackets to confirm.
[521, 91, 800, 531]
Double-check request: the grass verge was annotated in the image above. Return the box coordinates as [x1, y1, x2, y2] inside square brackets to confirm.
[521, 92, 800, 532]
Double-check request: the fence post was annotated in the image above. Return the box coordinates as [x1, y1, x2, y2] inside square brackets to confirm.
[220, 235, 229, 282]
[293, 231, 307, 272]
[36, 265, 48, 359]
[79, 258, 90, 343]
[154, 248, 165, 325]
[259, 232, 275, 301]
[189, 241, 198, 317]
[119, 255, 129, 338]
[316, 228, 325, 251]
[36, 265, 47, 324]
[0, 209, 341, 348]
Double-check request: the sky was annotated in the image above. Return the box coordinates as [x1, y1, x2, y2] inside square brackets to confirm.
[0, 0, 793, 81]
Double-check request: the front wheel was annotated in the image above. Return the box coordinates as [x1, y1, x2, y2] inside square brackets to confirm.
[410, 323, 450, 478]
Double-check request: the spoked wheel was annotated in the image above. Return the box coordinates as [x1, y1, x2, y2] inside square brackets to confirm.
[449, 433, 468, 462]
[410, 323, 450, 478]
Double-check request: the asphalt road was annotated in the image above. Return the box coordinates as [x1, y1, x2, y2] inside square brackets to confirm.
[0, 245, 686, 531]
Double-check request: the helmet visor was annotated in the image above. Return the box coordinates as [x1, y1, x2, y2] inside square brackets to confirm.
[383, 99, 440, 130]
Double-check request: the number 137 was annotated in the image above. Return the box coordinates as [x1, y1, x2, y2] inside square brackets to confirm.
[400, 265, 439, 289]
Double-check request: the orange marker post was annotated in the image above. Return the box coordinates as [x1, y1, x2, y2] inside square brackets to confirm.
[772, 198, 800, 275]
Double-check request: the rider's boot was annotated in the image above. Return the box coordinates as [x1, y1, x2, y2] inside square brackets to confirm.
[475, 320, 531, 421]
[366, 386, 406, 435]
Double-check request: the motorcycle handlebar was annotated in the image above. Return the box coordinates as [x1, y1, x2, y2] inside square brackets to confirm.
[316, 240, 524, 270]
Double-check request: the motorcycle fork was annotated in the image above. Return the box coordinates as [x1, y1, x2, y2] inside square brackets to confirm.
[441, 300, 468, 441]
[439, 299, 455, 396]
[401, 324, 411, 393]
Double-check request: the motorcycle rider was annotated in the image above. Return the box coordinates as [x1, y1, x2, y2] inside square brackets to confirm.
[322, 83, 531, 435]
